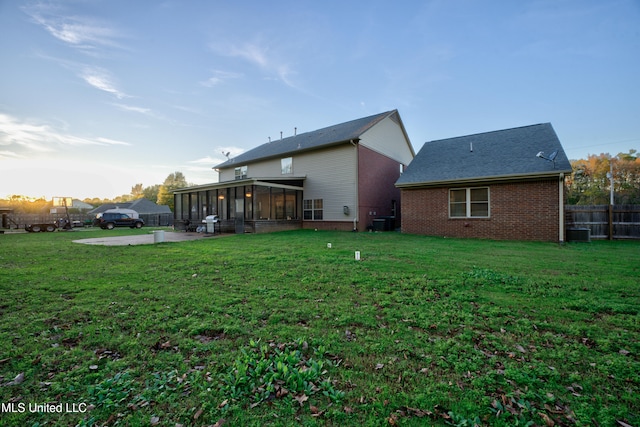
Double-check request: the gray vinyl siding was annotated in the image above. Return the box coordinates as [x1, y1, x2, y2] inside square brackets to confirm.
[359, 115, 414, 165]
[219, 158, 283, 181]
[296, 144, 357, 221]
[218, 144, 357, 221]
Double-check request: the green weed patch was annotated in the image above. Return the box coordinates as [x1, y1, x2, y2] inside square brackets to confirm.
[0, 229, 638, 426]
[219, 339, 343, 413]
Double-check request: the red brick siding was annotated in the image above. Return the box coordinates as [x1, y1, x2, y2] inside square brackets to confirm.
[401, 179, 562, 241]
[302, 221, 357, 231]
[358, 145, 403, 230]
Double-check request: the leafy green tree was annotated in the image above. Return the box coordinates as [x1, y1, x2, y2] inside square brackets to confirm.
[2, 195, 50, 213]
[142, 184, 161, 202]
[157, 172, 188, 210]
[131, 183, 144, 199]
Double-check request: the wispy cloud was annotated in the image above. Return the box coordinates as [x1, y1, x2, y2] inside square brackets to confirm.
[189, 146, 246, 166]
[0, 113, 131, 157]
[23, 3, 124, 53]
[210, 40, 298, 89]
[94, 137, 130, 146]
[0, 150, 23, 160]
[200, 70, 242, 88]
[113, 103, 152, 115]
[80, 66, 128, 99]
[189, 156, 222, 165]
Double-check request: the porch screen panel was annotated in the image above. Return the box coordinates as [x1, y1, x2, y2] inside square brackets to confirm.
[272, 189, 285, 219]
[218, 188, 228, 220]
[199, 191, 207, 219]
[175, 194, 183, 219]
[285, 189, 296, 219]
[255, 186, 270, 219]
[245, 185, 254, 220]
[181, 194, 190, 220]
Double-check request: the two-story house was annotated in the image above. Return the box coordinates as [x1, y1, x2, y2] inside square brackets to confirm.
[173, 110, 415, 233]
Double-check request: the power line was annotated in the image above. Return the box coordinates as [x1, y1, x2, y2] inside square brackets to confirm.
[565, 137, 640, 150]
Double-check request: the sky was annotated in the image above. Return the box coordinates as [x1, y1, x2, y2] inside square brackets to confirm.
[1, 0, 639, 200]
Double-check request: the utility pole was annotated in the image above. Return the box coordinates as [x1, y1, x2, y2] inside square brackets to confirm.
[606, 159, 614, 240]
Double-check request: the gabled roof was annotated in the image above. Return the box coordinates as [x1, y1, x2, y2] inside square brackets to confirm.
[71, 199, 94, 210]
[396, 123, 572, 188]
[87, 198, 171, 215]
[88, 203, 132, 214]
[174, 177, 305, 194]
[214, 110, 397, 169]
[129, 198, 172, 214]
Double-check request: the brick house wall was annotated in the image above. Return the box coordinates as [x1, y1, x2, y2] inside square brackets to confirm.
[298, 145, 404, 232]
[400, 178, 563, 241]
[358, 145, 403, 230]
[302, 220, 356, 231]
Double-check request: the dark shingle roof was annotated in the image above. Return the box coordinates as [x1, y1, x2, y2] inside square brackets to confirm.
[396, 123, 572, 187]
[87, 198, 171, 215]
[214, 110, 396, 169]
[129, 198, 172, 214]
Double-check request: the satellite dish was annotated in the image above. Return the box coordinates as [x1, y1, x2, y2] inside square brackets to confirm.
[535, 150, 558, 168]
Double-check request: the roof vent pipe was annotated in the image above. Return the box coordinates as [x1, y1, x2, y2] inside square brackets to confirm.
[280, 131, 283, 140]
[294, 127, 297, 136]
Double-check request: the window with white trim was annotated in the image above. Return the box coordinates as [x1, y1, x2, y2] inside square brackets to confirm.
[449, 187, 489, 218]
[234, 165, 247, 180]
[281, 157, 293, 175]
[303, 199, 323, 220]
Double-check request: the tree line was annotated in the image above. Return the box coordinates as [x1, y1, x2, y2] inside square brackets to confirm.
[1, 172, 188, 214]
[3, 151, 639, 214]
[566, 150, 640, 205]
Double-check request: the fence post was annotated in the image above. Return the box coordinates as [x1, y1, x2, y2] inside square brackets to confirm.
[608, 204, 613, 240]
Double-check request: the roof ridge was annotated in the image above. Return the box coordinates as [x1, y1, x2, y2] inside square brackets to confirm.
[426, 122, 550, 144]
[214, 110, 397, 168]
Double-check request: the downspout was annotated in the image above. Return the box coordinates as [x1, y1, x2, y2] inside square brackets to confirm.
[351, 139, 358, 231]
[559, 173, 565, 243]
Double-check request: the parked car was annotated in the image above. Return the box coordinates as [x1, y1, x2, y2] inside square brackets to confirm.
[95, 212, 144, 230]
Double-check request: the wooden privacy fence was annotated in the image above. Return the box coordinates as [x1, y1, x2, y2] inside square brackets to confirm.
[565, 205, 640, 239]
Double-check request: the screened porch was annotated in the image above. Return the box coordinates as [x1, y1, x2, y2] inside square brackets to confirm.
[173, 178, 305, 234]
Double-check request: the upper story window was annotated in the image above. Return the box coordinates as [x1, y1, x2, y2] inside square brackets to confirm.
[235, 165, 247, 180]
[281, 157, 293, 175]
[449, 187, 489, 218]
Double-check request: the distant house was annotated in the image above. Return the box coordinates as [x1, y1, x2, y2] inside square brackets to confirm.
[88, 198, 172, 226]
[71, 199, 94, 211]
[173, 110, 415, 233]
[395, 123, 572, 242]
[50, 199, 93, 215]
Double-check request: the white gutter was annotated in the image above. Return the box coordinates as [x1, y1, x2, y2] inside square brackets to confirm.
[395, 170, 573, 189]
[351, 139, 359, 231]
[559, 173, 565, 243]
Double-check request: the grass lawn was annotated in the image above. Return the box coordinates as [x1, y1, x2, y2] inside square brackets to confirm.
[0, 228, 638, 426]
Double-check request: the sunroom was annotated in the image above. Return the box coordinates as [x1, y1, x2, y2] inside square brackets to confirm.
[173, 178, 305, 234]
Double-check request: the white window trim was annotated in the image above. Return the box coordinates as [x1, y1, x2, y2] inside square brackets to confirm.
[281, 157, 293, 175]
[449, 187, 490, 218]
[235, 165, 248, 180]
[303, 198, 323, 220]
